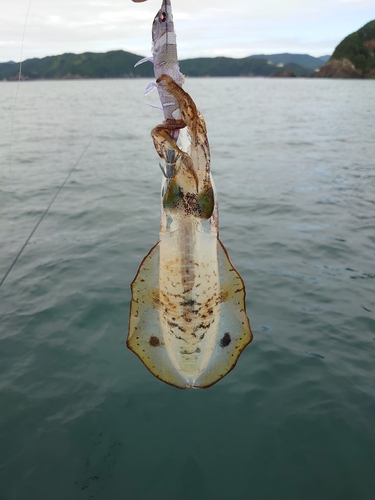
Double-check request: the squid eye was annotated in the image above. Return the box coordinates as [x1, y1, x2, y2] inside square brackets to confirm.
[160, 12, 167, 22]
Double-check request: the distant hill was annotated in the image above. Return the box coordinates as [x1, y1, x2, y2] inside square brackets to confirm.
[179, 56, 313, 77]
[0, 51, 325, 81]
[315, 20, 375, 78]
[0, 51, 154, 81]
[180, 56, 271, 77]
[247, 53, 326, 69]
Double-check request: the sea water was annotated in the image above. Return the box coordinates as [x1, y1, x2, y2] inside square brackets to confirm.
[0, 78, 374, 499]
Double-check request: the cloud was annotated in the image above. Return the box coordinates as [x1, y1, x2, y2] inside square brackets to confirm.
[1, 0, 374, 62]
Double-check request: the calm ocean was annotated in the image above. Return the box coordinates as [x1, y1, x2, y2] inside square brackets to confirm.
[0, 78, 374, 499]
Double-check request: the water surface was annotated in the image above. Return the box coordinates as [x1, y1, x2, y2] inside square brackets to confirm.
[1, 78, 374, 499]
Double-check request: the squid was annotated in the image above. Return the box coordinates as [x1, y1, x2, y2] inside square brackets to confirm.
[127, 0, 252, 389]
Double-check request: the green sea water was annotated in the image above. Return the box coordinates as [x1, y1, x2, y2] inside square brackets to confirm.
[0, 78, 374, 499]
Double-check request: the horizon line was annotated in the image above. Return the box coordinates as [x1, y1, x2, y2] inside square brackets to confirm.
[1, 49, 332, 65]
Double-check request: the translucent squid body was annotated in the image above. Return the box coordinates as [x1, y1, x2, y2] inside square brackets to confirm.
[127, 0, 252, 389]
[127, 75, 252, 389]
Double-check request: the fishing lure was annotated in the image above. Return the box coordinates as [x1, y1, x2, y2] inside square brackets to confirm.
[127, 0, 252, 389]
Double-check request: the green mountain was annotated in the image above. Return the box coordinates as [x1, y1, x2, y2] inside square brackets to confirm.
[180, 56, 270, 76]
[315, 20, 375, 78]
[0, 50, 154, 80]
[247, 53, 325, 69]
[182, 57, 269, 76]
[0, 51, 317, 81]
[179, 56, 314, 77]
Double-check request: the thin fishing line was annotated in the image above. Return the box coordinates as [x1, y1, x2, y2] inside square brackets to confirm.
[9, 0, 33, 174]
[0, 138, 93, 288]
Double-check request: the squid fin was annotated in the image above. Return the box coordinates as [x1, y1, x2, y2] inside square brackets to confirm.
[127, 237, 252, 389]
[127, 242, 189, 389]
[192, 238, 253, 388]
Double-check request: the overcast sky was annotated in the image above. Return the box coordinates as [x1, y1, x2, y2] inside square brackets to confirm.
[2, 0, 375, 62]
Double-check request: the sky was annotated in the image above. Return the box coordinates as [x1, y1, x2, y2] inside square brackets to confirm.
[1, 0, 375, 63]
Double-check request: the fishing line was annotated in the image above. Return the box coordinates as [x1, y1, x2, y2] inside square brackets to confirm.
[0, 138, 93, 288]
[8, 0, 33, 174]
